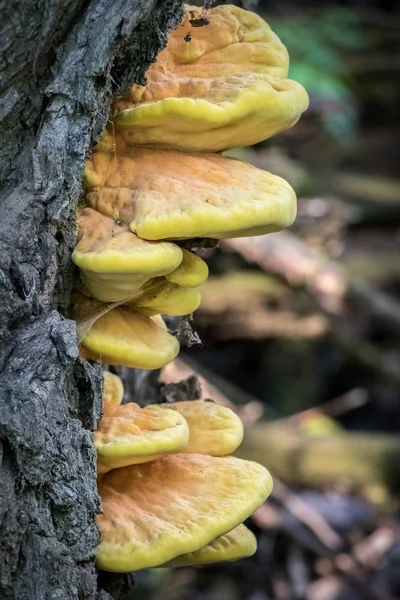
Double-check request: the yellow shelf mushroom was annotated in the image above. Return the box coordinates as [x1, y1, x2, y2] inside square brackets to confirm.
[86, 148, 297, 240]
[95, 374, 268, 570]
[102, 371, 124, 416]
[72, 208, 183, 302]
[71, 2, 310, 576]
[162, 523, 257, 568]
[156, 400, 244, 456]
[165, 248, 209, 288]
[97, 454, 273, 572]
[110, 4, 308, 152]
[97, 378, 243, 470]
[96, 402, 189, 474]
[131, 277, 202, 317]
[72, 293, 180, 370]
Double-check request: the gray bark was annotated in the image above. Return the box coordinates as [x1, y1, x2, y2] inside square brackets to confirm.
[0, 1, 183, 598]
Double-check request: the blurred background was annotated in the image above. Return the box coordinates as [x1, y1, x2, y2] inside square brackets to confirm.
[108, 1, 400, 598]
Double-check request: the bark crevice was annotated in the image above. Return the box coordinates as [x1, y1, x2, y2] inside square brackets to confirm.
[0, 1, 184, 598]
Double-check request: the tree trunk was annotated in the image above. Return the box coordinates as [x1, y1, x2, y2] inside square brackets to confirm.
[0, 1, 183, 598]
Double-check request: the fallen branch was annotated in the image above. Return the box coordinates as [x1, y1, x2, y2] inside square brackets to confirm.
[221, 234, 400, 383]
[237, 422, 400, 507]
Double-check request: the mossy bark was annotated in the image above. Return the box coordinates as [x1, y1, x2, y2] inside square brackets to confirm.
[0, 1, 183, 598]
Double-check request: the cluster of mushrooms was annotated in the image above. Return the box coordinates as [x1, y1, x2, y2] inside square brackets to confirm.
[96, 372, 272, 571]
[71, 4, 308, 573]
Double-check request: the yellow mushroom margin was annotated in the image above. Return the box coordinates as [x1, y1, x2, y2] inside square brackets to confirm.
[162, 523, 257, 568]
[155, 400, 244, 456]
[73, 208, 183, 302]
[102, 371, 124, 417]
[86, 148, 297, 241]
[111, 4, 308, 152]
[97, 453, 273, 572]
[95, 402, 190, 474]
[130, 277, 202, 317]
[71, 292, 180, 370]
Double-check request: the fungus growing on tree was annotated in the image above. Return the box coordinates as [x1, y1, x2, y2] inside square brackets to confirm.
[110, 4, 309, 152]
[95, 402, 189, 474]
[102, 371, 124, 416]
[165, 248, 209, 288]
[97, 454, 273, 572]
[131, 277, 202, 317]
[156, 399, 244, 456]
[162, 524, 257, 568]
[72, 208, 183, 302]
[70, 2, 309, 578]
[72, 293, 180, 369]
[85, 148, 297, 240]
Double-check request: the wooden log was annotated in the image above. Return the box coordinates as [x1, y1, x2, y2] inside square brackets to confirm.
[237, 423, 400, 507]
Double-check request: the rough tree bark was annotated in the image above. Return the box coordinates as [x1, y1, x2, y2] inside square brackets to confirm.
[0, 1, 183, 598]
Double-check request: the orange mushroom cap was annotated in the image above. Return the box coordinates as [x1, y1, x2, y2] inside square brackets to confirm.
[72, 208, 183, 302]
[86, 148, 296, 240]
[156, 400, 244, 456]
[71, 292, 180, 370]
[95, 402, 189, 474]
[111, 4, 308, 152]
[97, 453, 273, 572]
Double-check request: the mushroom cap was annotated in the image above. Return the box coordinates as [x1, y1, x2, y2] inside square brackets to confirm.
[95, 403, 190, 474]
[157, 400, 244, 456]
[163, 524, 257, 567]
[102, 371, 124, 416]
[97, 453, 273, 572]
[166, 248, 209, 288]
[72, 208, 183, 302]
[86, 149, 296, 240]
[72, 293, 180, 370]
[131, 277, 201, 317]
[111, 4, 308, 152]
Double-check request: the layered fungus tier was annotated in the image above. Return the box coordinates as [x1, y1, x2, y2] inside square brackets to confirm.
[96, 373, 273, 571]
[71, 3, 308, 575]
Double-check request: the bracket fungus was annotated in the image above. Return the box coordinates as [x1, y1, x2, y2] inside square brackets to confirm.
[110, 4, 309, 152]
[72, 3, 308, 370]
[165, 248, 209, 288]
[131, 277, 202, 317]
[94, 374, 270, 570]
[86, 148, 297, 240]
[72, 208, 183, 302]
[96, 402, 189, 474]
[97, 454, 272, 572]
[102, 371, 124, 416]
[162, 523, 257, 568]
[70, 1, 309, 576]
[72, 293, 180, 370]
[156, 400, 244, 456]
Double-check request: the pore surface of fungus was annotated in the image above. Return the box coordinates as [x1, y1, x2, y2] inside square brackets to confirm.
[111, 4, 308, 152]
[72, 293, 179, 370]
[156, 400, 244, 456]
[72, 208, 183, 302]
[163, 523, 257, 567]
[86, 148, 297, 240]
[95, 403, 189, 474]
[97, 453, 273, 572]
